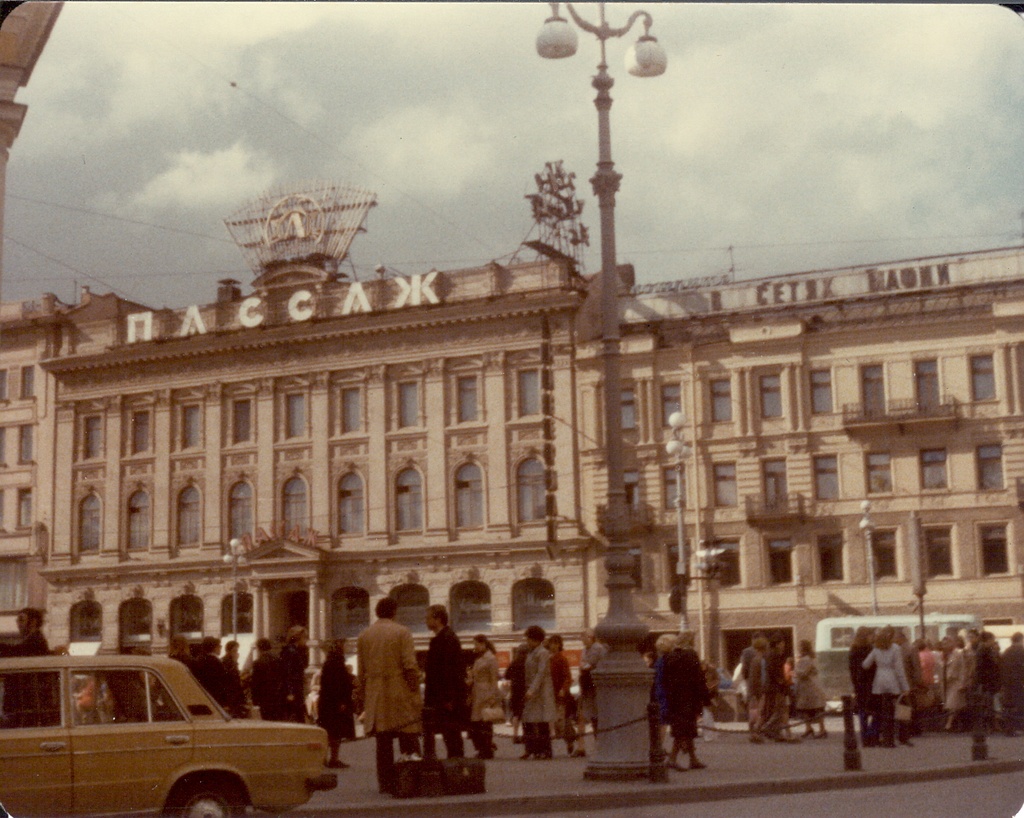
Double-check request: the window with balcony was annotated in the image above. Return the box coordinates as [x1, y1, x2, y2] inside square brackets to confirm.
[977, 444, 1003, 490]
[710, 378, 732, 422]
[760, 374, 782, 418]
[338, 473, 364, 534]
[713, 540, 741, 587]
[285, 393, 306, 438]
[231, 399, 252, 444]
[763, 460, 788, 507]
[177, 486, 201, 547]
[861, 364, 885, 417]
[456, 376, 479, 423]
[83, 415, 103, 460]
[920, 448, 948, 490]
[398, 382, 420, 428]
[395, 468, 422, 531]
[340, 387, 362, 433]
[814, 455, 839, 500]
[620, 388, 637, 430]
[516, 458, 545, 523]
[624, 470, 640, 510]
[661, 383, 681, 427]
[767, 538, 793, 584]
[713, 462, 737, 507]
[924, 526, 953, 577]
[970, 354, 996, 402]
[866, 452, 892, 494]
[872, 528, 897, 578]
[127, 490, 150, 550]
[818, 533, 844, 581]
[810, 369, 833, 414]
[130, 410, 151, 454]
[455, 463, 483, 528]
[914, 359, 940, 411]
[79, 494, 101, 552]
[181, 405, 201, 449]
[517, 369, 540, 417]
[980, 524, 1008, 575]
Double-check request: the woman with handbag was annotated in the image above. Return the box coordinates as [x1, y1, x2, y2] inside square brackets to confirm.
[794, 640, 827, 739]
[468, 634, 501, 759]
[862, 625, 910, 748]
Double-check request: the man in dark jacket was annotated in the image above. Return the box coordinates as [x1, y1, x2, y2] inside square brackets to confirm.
[191, 636, 229, 707]
[1000, 632, 1024, 736]
[221, 640, 248, 718]
[279, 626, 310, 723]
[251, 638, 285, 721]
[760, 632, 791, 742]
[424, 604, 467, 758]
[0, 608, 50, 657]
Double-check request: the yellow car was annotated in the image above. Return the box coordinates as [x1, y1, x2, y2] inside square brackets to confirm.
[0, 654, 336, 816]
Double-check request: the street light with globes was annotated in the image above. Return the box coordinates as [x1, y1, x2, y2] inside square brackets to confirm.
[536, 1, 667, 781]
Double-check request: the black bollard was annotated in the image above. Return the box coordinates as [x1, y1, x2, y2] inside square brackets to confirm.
[842, 694, 862, 771]
[648, 701, 668, 783]
[970, 689, 989, 761]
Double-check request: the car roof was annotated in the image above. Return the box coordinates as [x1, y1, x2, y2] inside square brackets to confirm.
[0, 654, 183, 670]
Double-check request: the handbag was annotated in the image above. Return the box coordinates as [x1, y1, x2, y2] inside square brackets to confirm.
[895, 693, 913, 723]
[480, 704, 505, 723]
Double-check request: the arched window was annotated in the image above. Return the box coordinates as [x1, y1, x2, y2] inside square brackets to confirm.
[220, 592, 253, 637]
[69, 600, 103, 643]
[512, 577, 556, 631]
[169, 594, 203, 642]
[395, 468, 422, 531]
[455, 463, 483, 528]
[79, 494, 101, 553]
[450, 581, 491, 632]
[177, 486, 201, 547]
[516, 459, 546, 523]
[127, 490, 150, 550]
[338, 473, 364, 534]
[118, 598, 152, 651]
[331, 587, 370, 639]
[283, 476, 307, 531]
[390, 583, 429, 634]
[229, 482, 253, 540]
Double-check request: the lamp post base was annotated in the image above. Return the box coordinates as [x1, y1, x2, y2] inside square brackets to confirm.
[584, 649, 654, 780]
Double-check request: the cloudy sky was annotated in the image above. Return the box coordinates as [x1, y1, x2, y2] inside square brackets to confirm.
[4, 2, 1024, 309]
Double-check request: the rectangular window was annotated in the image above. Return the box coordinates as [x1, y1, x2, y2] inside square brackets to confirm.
[873, 528, 897, 578]
[457, 376, 478, 423]
[663, 465, 685, 510]
[83, 415, 103, 459]
[760, 374, 782, 418]
[914, 359, 940, 411]
[130, 410, 150, 454]
[768, 538, 793, 584]
[924, 526, 953, 578]
[518, 369, 540, 416]
[710, 379, 732, 422]
[866, 452, 892, 494]
[624, 470, 640, 510]
[0, 370, 7, 400]
[763, 459, 788, 506]
[0, 670, 61, 729]
[0, 560, 27, 609]
[18, 425, 32, 463]
[621, 388, 637, 430]
[980, 524, 1009, 576]
[810, 369, 833, 414]
[714, 540, 741, 587]
[232, 399, 252, 444]
[20, 366, 34, 399]
[285, 393, 306, 438]
[920, 448, 948, 490]
[818, 533, 844, 581]
[977, 444, 1003, 490]
[971, 354, 996, 401]
[861, 364, 885, 417]
[340, 388, 361, 433]
[17, 488, 31, 528]
[398, 382, 419, 428]
[0, 489, 4, 529]
[661, 383, 681, 427]
[713, 462, 737, 507]
[181, 405, 201, 449]
[814, 455, 839, 500]
[0, 426, 5, 463]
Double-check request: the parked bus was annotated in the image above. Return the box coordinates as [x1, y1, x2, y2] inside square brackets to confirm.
[814, 613, 980, 699]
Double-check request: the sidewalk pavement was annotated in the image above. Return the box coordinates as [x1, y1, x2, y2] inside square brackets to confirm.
[294, 717, 1024, 816]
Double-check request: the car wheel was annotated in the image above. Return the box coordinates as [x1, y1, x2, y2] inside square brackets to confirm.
[167, 781, 245, 818]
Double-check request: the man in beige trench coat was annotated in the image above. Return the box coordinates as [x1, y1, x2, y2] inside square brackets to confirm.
[357, 596, 423, 794]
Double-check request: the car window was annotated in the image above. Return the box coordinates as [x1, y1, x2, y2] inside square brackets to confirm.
[0, 670, 62, 729]
[148, 672, 186, 722]
[72, 669, 185, 725]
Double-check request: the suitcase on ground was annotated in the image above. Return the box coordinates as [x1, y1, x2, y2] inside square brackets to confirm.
[440, 758, 486, 795]
[391, 759, 445, 799]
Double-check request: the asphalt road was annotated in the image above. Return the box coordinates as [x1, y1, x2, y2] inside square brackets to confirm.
[501, 771, 1024, 818]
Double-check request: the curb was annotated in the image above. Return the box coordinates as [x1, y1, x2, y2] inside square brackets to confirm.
[292, 758, 1024, 816]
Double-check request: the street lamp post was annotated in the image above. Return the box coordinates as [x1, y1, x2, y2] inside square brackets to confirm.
[666, 411, 690, 632]
[860, 500, 879, 615]
[223, 538, 247, 642]
[536, 2, 667, 780]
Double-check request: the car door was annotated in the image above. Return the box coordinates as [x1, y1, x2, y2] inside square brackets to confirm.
[69, 667, 193, 814]
[0, 667, 73, 816]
